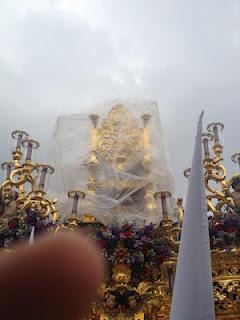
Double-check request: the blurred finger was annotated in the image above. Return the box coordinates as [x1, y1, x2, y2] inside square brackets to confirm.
[0, 233, 105, 320]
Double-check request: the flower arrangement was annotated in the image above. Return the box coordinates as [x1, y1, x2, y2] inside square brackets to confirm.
[209, 213, 240, 251]
[91, 223, 172, 271]
[0, 210, 55, 249]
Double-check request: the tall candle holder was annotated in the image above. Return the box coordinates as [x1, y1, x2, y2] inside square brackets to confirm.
[1, 162, 14, 180]
[8, 138, 40, 197]
[0, 140, 37, 199]
[0, 131, 58, 222]
[67, 190, 86, 226]
[207, 122, 224, 162]
[154, 191, 179, 257]
[18, 163, 58, 220]
[200, 122, 234, 219]
[202, 132, 213, 160]
[22, 138, 40, 162]
[36, 164, 54, 190]
[11, 130, 29, 166]
[154, 191, 175, 232]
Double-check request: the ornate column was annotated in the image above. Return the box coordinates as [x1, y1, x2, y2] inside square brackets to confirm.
[81, 114, 100, 223]
[141, 113, 156, 220]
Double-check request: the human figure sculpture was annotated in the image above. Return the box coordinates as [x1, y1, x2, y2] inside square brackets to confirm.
[0, 190, 18, 225]
[230, 175, 240, 211]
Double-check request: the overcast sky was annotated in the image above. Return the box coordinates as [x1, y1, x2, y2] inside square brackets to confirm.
[0, 0, 240, 197]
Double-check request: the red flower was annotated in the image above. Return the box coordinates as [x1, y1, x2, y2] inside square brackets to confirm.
[225, 225, 239, 233]
[214, 223, 224, 231]
[122, 231, 133, 239]
[8, 218, 19, 230]
[158, 255, 166, 263]
[97, 239, 107, 249]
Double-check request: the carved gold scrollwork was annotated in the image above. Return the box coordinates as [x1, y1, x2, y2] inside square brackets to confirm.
[204, 162, 227, 194]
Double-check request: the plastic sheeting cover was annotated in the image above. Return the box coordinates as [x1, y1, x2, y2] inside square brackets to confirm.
[47, 99, 174, 226]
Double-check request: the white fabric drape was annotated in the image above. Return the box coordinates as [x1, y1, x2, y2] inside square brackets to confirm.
[170, 112, 215, 320]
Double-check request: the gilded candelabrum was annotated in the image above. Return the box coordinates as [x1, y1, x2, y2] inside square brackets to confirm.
[201, 123, 236, 219]
[1, 115, 240, 320]
[0, 130, 58, 223]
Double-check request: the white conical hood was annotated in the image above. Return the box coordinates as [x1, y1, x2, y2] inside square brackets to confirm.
[170, 112, 215, 320]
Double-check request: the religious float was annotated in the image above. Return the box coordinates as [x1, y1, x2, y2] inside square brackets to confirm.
[0, 100, 239, 319]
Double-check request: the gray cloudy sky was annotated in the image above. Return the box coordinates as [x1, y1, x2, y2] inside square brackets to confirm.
[0, 0, 240, 197]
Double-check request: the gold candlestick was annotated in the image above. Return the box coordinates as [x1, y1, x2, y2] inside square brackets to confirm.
[22, 138, 40, 163]
[36, 163, 54, 191]
[154, 191, 172, 221]
[67, 190, 85, 225]
[207, 122, 224, 162]
[11, 130, 29, 166]
[202, 132, 213, 159]
[1, 162, 14, 180]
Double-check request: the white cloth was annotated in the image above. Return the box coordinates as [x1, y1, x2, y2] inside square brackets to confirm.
[170, 112, 215, 320]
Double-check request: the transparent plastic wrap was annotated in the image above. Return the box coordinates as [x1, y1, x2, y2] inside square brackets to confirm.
[47, 99, 174, 226]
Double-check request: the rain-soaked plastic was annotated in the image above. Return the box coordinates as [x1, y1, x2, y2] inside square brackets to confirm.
[47, 99, 174, 226]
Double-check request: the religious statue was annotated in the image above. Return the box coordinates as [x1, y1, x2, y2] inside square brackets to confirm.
[0, 190, 18, 225]
[230, 175, 240, 211]
[48, 99, 174, 226]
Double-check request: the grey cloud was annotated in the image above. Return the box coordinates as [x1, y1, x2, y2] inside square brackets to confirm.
[0, 0, 240, 197]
